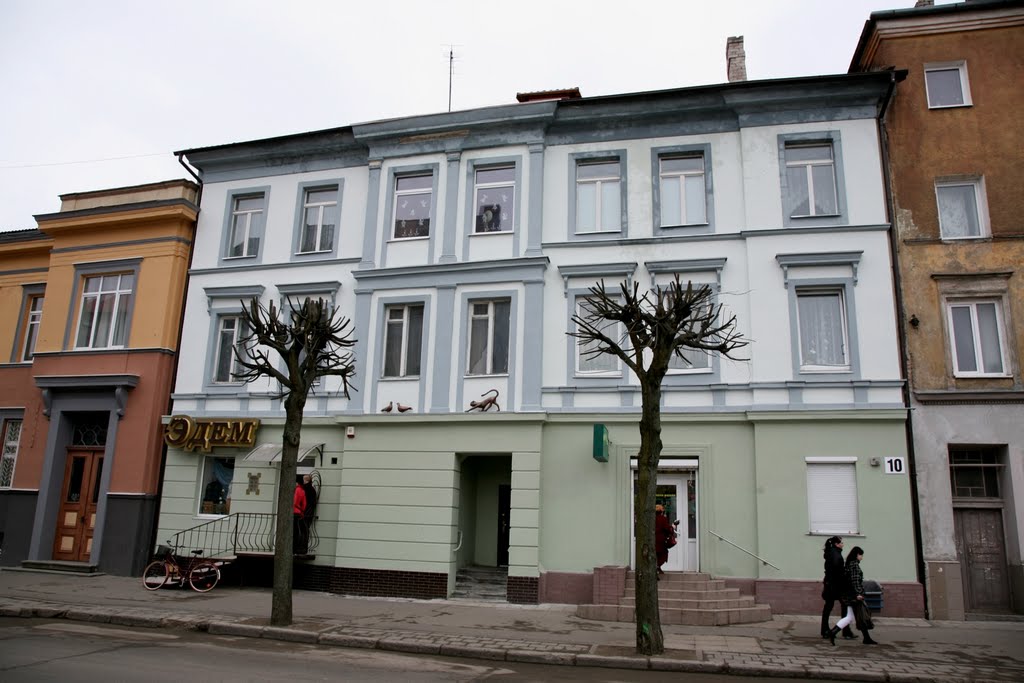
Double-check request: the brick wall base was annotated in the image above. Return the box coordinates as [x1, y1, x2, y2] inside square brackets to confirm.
[507, 575, 539, 603]
[724, 578, 925, 618]
[538, 571, 593, 604]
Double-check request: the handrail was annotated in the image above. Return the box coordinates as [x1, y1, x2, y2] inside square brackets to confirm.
[708, 530, 780, 570]
[168, 511, 319, 559]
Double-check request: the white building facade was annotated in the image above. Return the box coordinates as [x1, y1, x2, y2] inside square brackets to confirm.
[158, 72, 924, 615]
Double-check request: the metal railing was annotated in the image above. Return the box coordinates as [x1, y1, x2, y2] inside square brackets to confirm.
[167, 512, 319, 559]
[708, 530, 780, 570]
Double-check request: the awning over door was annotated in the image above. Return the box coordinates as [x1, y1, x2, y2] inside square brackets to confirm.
[243, 443, 323, 465]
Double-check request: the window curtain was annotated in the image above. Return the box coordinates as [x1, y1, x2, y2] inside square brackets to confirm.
[798, 293, 845, 366]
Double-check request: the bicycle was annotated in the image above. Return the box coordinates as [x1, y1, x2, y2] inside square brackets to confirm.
[142, 543, 220, 593]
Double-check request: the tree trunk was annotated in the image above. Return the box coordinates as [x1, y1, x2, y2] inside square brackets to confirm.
[270, 391, 306, 626]
[634, 378, 664, 655]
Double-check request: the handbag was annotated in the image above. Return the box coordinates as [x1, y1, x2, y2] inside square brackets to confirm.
[853, 600, 874, 631]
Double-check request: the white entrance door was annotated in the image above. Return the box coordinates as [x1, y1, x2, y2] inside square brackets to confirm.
[631, 472, 698, 572]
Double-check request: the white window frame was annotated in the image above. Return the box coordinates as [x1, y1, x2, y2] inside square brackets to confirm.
[392, 174, 433, 239]
[806, 457, 859, 535]
[467, 299, 510, 376]
[946, 299, 1008, 378]
[0, 418, 22, 488]
[75, 273, 134, 349]
[575, 296, 621, 377]
[796, 287, 850, 373]
[297, 186, 338, 254]
[474, 165, 515, 234]
[227, 194, 265, 259]
[213, 315, 247, 384]
[21, 294, 43, 361]
[935, 178, 989, 240]
[660, 290, 713, 374]
[785, 143, 838, 218]
[382, 304, 423, 378]
[924, 61, 972, 109]
[575, 159, 622, 233]
[659, 154, 707, 227]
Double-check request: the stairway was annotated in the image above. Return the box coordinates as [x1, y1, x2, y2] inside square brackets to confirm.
[451, 565, 508, 601]
[577, 571, 772, 626]
[20, 560, 100, 574]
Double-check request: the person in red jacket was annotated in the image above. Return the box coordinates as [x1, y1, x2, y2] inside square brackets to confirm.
[293, 482, 307, 553]
[655, 504, 676, 578]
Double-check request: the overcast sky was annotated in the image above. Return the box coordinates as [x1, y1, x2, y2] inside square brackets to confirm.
[0, 0, 933, 231]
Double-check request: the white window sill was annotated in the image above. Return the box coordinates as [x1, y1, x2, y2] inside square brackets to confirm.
[73, 346, 126, 352]
[464, 373, 510, 379]
[952, 372, 1011, 379]
[667, 368, 713, 375]
[574, 373, 622, 379]
[799, 367, 852, 374]
[390, 235, 430, 242]
[659, 222, 710, 229]
[223, 255, 258, 261]
[294, 249, 334, 255]
[574, 229, 622, 236]
[939, 235, 988, 241]
[379, 375, 421, 381]
[789, 213, 841, 220]
[471, 229, 513, 236]
[928, 103, 972, 110]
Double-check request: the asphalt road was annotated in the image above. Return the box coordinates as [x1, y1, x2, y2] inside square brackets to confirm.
[0, 618, 832, 682]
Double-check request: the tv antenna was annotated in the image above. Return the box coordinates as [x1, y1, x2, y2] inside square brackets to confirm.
[444, 44, 462, 112]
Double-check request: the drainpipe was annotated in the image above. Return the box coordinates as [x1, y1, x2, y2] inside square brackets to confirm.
[146, 154, 204, 562]
[877, 69, 929, 617]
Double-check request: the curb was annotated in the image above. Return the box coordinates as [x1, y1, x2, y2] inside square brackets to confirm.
[2, 601, 1022, 681]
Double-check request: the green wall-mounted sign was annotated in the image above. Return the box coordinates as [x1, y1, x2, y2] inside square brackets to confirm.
[593, 424, 610, 462]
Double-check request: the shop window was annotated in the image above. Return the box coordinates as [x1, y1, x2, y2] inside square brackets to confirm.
[199, 456, 234, 516]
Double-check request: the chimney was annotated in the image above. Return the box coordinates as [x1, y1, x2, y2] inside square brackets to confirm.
[914, 1, 933, 7]
[726, 36, 747, 82]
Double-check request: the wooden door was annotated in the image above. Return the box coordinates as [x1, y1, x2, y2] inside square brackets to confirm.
[955, 508, 1011, 612]
[52, 449, 103, 562]
[496, 484, 510, 566]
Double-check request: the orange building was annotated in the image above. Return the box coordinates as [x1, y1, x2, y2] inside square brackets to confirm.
[0, 180, 197, 575]
[852, 0, 1024, 618]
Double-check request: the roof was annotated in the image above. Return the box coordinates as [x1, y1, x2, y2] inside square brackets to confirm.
[850, 0, 1024, 71]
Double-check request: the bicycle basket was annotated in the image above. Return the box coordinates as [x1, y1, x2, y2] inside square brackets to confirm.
[156, 545, 173, 557]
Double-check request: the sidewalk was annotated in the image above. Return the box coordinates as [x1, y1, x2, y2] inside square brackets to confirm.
[2, 568, 1023, 681]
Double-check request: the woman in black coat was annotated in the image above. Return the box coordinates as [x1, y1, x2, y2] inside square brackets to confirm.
[843, 546, 879, 645]
[820, 536, 855, 640]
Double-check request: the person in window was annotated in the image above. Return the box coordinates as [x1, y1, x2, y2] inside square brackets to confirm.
[820, 536, 856, 641]
[654, 504, 676, 579]
[293, 481, 307, 554]
[300, 474, 317, 551]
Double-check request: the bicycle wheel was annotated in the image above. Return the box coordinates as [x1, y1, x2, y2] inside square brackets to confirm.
[142, 560, 169, 591]
[188, 561, 220, 593]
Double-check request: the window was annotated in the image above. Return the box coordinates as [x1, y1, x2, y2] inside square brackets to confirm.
[298, 186, 338, 253]
[576, 296, 619, 375]
[467, 300, 510, 375]
[659, 155, 706, 226]
[949, 446, 1003, 499]
[925, 62, 971, 108]
[213, 315, 248, 383]
[936, 179, 987, 239]
[668, 348, 710, 373]
[393, 174, 432, 239]
[75, 273, 134, 349]
[785, 144, 837, 217]
[199, 456, 234, 516]
[383, 304, 423, 378]
[796, 288, 849, 372]
[227, 194, 265, 258]
[21, 294, 43, 361]
[807, 460, 858, 534]
[947, 300, 1006, 376]
[0, 419, 21, 488]
[576, 160, 621, 233]
[474, 166, 515, 233]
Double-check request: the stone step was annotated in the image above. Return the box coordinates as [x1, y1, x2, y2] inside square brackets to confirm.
[21, 560, 99, 574]
[623, 580, 728, 594]
[620, 595, 757, 610]
[577, 603, 773, 626]
[626, 571, 712, 583]
[452, 565, 507, 601]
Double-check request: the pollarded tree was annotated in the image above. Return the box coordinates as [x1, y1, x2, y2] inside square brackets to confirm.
[570, 276, 747, 655]
[233, 296, 356, 626]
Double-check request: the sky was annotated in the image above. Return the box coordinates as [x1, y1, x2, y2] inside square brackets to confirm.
[0, 0, 936, 231]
